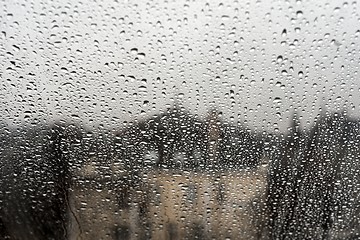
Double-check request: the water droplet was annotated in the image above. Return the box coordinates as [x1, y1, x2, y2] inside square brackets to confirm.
[130, 48, 138, 54]
[273, 97, 282, 104]
[296, 11, 303, 18]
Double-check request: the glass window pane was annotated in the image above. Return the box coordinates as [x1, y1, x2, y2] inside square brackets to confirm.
[1, 0, 359, 239]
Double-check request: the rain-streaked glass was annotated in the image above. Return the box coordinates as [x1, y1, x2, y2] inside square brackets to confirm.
[1, 0, 359, 239]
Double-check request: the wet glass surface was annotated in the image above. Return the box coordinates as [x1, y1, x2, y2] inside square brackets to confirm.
[1, 0, 360, 239]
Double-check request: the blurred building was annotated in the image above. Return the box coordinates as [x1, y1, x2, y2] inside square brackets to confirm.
[67, 161, 268, 240]
[66, 108, 268, 239]
[145, 168, 268, 240]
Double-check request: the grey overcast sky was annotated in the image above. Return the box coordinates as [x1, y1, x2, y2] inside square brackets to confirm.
[1, 0, 359, 132]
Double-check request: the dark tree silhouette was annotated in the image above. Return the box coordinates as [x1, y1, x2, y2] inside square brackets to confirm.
[267, 112, 360, 239]
[0, 121, 82, 240]
[114, 107, 263, 172]
[115, 107, 209, 171]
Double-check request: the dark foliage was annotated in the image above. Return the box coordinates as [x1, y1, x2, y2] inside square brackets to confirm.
[267, 112, 360, 239]
[114, 107, 263, 171]
[0, 122, 81, 240]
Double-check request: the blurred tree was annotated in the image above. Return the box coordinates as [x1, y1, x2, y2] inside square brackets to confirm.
[267, 112, 360, 239]
[0, 121, 82, 240]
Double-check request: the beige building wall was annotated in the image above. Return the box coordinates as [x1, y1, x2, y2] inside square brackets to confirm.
[145, 168, 267, 240]
[67, 164, 268, 240]
[67, 180, 149, 240]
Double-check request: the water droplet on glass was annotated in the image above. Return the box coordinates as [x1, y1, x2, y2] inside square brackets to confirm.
[296, 10, 303, 18]
[130, 48, 138, 54]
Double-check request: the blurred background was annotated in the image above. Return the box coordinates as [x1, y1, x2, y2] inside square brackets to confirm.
[1, 0, 360, 239]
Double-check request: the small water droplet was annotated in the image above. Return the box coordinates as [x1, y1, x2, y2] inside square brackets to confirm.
[130, 48, 138, 54]
[296, 11, 303, 18]
[273, 97, 282, 104]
